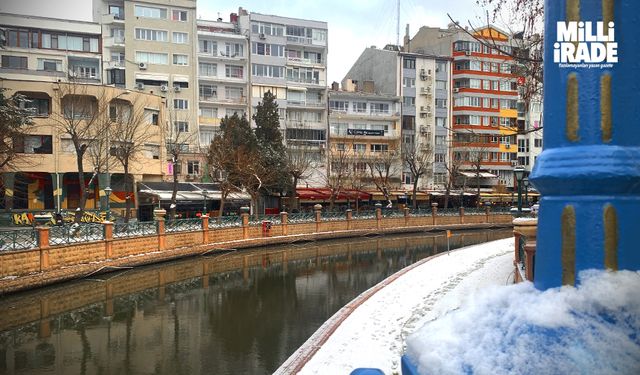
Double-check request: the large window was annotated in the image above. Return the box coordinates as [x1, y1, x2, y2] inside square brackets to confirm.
[37, 58, 62, 72]
[135, 51, 168, 65]
[225, 65, 243, 78]
[199, 62, 216, 76]
[172, 32, 188, 44]
[173, 99, 188, 110]
[403, 77, 415, 88]
[251, 22, 284, 36]
[13, 135, 52, 154]
[172, 10, 188, 21]
[225, 43, 244, 57]
[199, 84, 217, 100]
[329, 100, 348, 111]
[174, 121, 189, 133]
[370, 144, 389, 152]
[135, 28, 167, 42]
[199, 40, 216, 54]
[370, 103, 390, 114]
[403, 58, 415, 69]
[6, 29, 30, 48]
[135, 5, 167, 19]
[17, 95, 49, 116]
[225, 87, 243, 100]
[173, 54, 188, 66]
[187, 161, 200, 175]
[1, 55, 27, 69]
[353, 102, 367, 113]
[251, 42, 284, 57]
[252, 64, 283, 78]
[199, 107, 217, 118]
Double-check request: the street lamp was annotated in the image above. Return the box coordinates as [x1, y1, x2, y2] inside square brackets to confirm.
[104, 186, 112, 221]
[202, 189, 208, 216]
[522, 177, 530, 207]
[513, 166, 525, 212]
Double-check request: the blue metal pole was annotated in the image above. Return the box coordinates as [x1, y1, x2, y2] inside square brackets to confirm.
[529, 0, 640, 290]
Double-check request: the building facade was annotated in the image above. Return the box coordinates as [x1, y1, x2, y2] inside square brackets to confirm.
[410, 25, 520, 190]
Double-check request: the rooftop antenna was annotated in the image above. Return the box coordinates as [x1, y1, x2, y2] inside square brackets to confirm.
[396, 0, 400, 46]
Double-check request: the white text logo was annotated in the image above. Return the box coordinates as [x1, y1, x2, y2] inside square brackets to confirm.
[554, 21, 618, 67]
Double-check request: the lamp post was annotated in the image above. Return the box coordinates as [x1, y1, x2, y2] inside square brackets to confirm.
[202, 189, 208, 216]
[104, 186, 112, 221]
[513, 166, 525, 213]
[522, 177, 530, 208]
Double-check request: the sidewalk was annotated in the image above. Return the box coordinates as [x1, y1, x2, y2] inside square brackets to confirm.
[276, 237, 514, 374]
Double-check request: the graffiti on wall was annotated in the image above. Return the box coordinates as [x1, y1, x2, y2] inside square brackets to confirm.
[11, 211, 107, 226]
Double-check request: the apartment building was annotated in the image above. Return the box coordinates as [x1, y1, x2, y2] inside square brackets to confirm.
[410, 25, 519, 189]
[0, 79, 166, 217]
[92, 0, 201, 181]
[516, 96, 543, 174]
[0, 13, 102, 83]
[237, 9, 328, 186]
[328, 81, 402, 190]
[196, 16, 249, 149]
[343, 46, 451, 190]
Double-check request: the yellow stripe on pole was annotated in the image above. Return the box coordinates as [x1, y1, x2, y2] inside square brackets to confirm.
[447, 230, 452, 238]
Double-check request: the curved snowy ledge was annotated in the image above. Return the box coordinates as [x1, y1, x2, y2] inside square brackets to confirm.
[405, 269, 640, 375]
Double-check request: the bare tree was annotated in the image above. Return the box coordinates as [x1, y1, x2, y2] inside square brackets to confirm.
[285, 144, 314, 210]
[348, 160, 369, 212]
[367, 148, 401, 208]
[403, 142, 433, 209]
[326, 144, 351, 211]
[51, 81, 110, 222]
[207, 131, 241, 219]
[443, 157, 462, 209]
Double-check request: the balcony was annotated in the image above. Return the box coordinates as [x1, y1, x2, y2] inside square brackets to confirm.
[199, 95, 247, 105]
[331, 129, 399, 139]
[104, 36, 125, 48]
[286, 36, 313, 45]
[286, 56, 324, 67]
[198, 51, 246, 61]
[101, 13, 125, 24]
[105, 60, 125, 69]
[199, 116, 222, 126]
[286, 77, 325, 86]
[287, 99, 325, 108]
[285, 120, 324, 129]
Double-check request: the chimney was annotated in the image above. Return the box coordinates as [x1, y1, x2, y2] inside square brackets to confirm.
[230, 13, 238, 23]
[331, 81, 340, 91]
[403, 23, 410, 51]
[362, 80, 375, 93]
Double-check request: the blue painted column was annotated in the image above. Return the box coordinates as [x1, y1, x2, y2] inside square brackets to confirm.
[530, 0, 640, 290]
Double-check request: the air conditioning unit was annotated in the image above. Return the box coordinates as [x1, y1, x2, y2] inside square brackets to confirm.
[465, 51, 472, 56]
[259, 33, 266, 40]
[453, 88, 460, 93]
[136, 82, 145, 90]
[160, 85, 168, 92]
[174, 86, 181, 93]
[139, 62, 148, 70]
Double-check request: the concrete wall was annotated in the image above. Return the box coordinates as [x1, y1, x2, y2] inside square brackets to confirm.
[342, 47, 399, 96]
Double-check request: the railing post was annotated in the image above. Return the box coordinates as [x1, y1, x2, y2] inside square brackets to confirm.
[36, 226, 50, 271]
[314, 204, 322, 233]
[104, 221, 113, 258]
[375, 203, 382, 230]
[346, 209, 352, 230]
[154, 208, 166, 251]
[201, 215, 209, 244]
[431, 202, 438, 225]
[280, 211, 288, 236]
[404, 207, 410, 226]
[459, 206, 465, 224]
[241, 206, 250, 239]
[485, 205, 491, 223]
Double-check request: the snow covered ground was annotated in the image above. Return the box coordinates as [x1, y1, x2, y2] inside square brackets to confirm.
[281, 237, 515, 375]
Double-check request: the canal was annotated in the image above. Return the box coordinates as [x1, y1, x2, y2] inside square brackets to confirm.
[0, 228, 511, 375]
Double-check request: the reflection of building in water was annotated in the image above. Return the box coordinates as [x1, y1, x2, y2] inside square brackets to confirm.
[0, 230, 509, 373]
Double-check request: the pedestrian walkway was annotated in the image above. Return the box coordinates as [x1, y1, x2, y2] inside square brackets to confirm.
[276, 238, 514, 374]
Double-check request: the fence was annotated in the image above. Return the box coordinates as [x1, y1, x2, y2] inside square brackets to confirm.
[0, 228, 38, 252]
[49, 223, 105, 246]
[113, 221, 158, 238]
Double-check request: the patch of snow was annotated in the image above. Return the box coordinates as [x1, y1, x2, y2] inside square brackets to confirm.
[405, 270, 640, 375]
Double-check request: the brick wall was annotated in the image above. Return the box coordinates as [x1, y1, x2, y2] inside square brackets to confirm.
[48, 242, 104, 269]
[112, 236, 158, 258]
[0, 249, 40, 276]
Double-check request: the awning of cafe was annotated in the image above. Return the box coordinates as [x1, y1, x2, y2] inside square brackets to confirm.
[459, 171, 498, 178]
[137, 182, 249, 203]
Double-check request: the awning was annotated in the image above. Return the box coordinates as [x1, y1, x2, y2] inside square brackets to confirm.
[137, 182, 249, 202]
[135, 73, 169, 81]
[172, 75, 190, 82]
[459, 171, 498, 178]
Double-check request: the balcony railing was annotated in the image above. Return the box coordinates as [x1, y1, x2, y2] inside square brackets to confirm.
[287, 56, 324, 65]
[286, 77, 324, 85]
[286, 36, 313, 45]
[200, 96, 246, 104]
[287, 99, 325, 107]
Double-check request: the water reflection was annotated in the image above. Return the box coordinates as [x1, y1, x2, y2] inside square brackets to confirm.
[0, 229, 511, 375]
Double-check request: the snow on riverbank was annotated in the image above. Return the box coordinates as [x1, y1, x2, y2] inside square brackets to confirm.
[292, 237, 515, 374]
[406, 269, 640, 375]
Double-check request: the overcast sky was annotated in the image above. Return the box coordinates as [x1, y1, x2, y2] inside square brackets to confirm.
[1, 0, 485, 83]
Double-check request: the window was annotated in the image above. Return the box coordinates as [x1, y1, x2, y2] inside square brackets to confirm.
[13, 135, 52, 154]
[200, 107, 217, 118]
[251, 42, 284, 57]
[173, 54, 188, 66]
[17, 95, 49, 116]
[225, 87, 243, 100]
[354, 162, 367, 172]
[435, 99, 447, 109]
[136, 51, 168, 65]
[187, 161, 200, 175]
[435, 153, 445, 163]
[108, 69, 125, 85]
[199, 62, 216, 76]
[252, 64, 284, 78]
[144, 144, 160, 159]
[135, 5, 167, 19]
[135, 28, 167, 42]
[353, 102, 367, 113]
[37, 58, 62, 71]
[436, 61, 447, 73]
[173, 32, 188, 44]
[72, 65, 99, 79]
[329, 100, 348, 111]
[403, 58, 415, 69]
[172, 10, 188, 21]
[436, 80, 447, 90]
[109, 5, 124, 19]
[470, 61, 481, 71]
[7, 29, 30, 48]
[199, 40, 216, 54]
[251, 22, 284, 36]
[225, 43, 244, 57]
[225, 65, 243, 78]
[226, 108, 244, 117]
[436, 117, 445, 127]
[483, 98, 490, 108]
[403, 77, 415, 88]
[173, 99, 188, 110]
[435, 135, 445, 146]
[63, 95, 96, 119]
[174, 121, 189, 132]
[403, 97, 415, 107]
[1, 55, 27, 69]
[353, 143, 366, 153]
[145, 109, 159, 125]
[199, 84, 217, 100]
[370, 144, 388, 152]
[534, 138, 543, 148]
[370, 103, 390, 114]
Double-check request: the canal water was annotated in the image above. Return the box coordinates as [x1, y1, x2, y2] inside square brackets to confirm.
[0, 229, 511, 375]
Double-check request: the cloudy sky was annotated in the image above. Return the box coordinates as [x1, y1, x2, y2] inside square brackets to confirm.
[1, 0, 486, 83]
